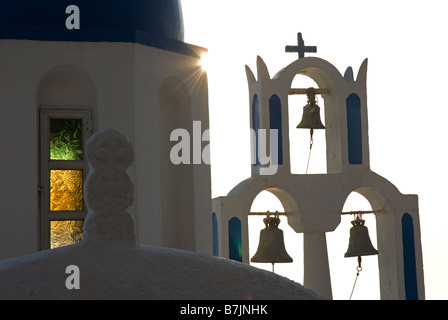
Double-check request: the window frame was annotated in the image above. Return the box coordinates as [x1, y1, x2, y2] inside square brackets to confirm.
[39, 109, 92, 250]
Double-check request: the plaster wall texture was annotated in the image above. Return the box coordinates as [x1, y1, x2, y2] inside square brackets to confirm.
[0, 39, 211, 259]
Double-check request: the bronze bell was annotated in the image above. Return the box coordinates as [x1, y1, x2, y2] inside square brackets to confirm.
[344, 215, 378, 258]
[251, 212, 293, 266]
[297, 87, 326, 130]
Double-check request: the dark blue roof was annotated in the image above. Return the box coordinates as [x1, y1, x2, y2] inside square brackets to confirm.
[0, 0, 197, 56]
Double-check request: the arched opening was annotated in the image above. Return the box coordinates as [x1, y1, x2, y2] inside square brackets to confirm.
[37, 66, 95, 250]
[248, 190, 303, 283]
[327, 191, 380, 300]
[288, 74, 327, 174]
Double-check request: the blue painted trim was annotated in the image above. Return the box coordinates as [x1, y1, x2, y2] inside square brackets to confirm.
[402, 213, 419, 300]
[269, 95, 283, 165]
[346, 93, 363, 165]
[212, 212, 219, 257]
[252, 95, 260, 166]
[0, 25, 203, 58]
[228, 217, 242, 262]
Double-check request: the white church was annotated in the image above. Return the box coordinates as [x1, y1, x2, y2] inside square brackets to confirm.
[0, 1, 424, 300]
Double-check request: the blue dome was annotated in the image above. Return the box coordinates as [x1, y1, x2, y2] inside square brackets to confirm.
[0, 0, 188, 53]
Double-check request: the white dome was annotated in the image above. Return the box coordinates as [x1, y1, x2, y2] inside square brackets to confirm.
[0, 128, 322, 300]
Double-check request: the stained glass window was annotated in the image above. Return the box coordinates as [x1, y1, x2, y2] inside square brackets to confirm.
[43, 113, 90, 250]
[50, 170, 83, 211]
[50, 119, 83, 160]
[50, 220, 83, 249]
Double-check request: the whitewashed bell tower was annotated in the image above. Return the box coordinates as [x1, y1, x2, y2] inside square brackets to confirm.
[212, 33, 424, 300]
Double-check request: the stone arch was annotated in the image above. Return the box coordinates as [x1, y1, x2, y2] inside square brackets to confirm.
[248, 186, 300, 242]
[228, 177, 301, 220]
[274, 57, 344, 94]
[225, 176, 302, 263]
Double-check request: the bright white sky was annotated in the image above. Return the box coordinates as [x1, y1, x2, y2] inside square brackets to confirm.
[181, 0, 448, 300]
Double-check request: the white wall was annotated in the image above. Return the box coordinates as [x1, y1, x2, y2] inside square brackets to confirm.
[0, 39, 211, 259]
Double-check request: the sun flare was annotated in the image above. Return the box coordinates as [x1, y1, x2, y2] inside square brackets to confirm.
[200, 52, 210, 71]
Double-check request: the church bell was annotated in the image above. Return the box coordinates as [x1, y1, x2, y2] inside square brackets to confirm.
[251, 212, 293, 267]
[296, 87, 326, 131]
[344, 215, 378, 258]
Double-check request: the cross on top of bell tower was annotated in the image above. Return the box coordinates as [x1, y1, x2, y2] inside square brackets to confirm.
[285, 32, 317, 59]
